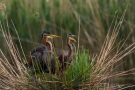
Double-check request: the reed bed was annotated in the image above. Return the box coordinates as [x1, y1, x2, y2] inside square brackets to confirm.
[0, 9, 135, 89]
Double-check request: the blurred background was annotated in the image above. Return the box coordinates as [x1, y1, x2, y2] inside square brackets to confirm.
[0, 0, 135, 88]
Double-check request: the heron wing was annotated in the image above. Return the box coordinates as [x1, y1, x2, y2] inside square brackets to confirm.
[30, 45, 46, 55]
[57, 51, 68, 63]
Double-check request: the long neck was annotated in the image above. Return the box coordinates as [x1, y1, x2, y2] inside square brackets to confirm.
[42, 37, 52, 51]
[67, 37, 73, 62]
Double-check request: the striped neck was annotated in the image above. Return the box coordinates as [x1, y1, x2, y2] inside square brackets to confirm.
[67, 37, 73, 61]
[42, 37, 52, 51]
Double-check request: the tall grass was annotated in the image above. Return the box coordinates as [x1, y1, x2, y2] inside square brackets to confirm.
[1, 10, 135, 89]
[1, 0, 135, 52]
[0, 1, 134, 75]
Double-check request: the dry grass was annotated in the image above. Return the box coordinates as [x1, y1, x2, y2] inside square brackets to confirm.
[80, 9, 135, 89]
[0, 22, 30, 90]
[0, 10, 135, 89]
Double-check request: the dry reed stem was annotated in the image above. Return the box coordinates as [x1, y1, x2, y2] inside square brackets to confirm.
[0, 22, 29, 89]
[80, 7, 135, 89]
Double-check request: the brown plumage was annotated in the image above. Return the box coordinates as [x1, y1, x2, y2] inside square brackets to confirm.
[28, 30, 60, 73]
[56, 33, 76, 72]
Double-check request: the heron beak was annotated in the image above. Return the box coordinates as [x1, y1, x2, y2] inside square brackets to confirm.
[70, 37, 77, 42]
[48, 34, 61, 38]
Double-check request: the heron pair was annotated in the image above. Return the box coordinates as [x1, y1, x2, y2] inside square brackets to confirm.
[28, 30, 76, 74]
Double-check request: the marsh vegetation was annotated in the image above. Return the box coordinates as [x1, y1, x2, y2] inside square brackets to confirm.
[0, 0, 135, 89]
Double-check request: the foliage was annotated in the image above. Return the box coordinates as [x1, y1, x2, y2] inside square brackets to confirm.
[0, 0, 135, 89]
[0, 14, 135, 89]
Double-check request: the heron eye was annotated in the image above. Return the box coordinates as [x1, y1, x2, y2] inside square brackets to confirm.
[43, 34, 47, 36]
[69, 36, 73, 38]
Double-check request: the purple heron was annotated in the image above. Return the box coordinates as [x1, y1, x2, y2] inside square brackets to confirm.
[28, 30, 60, 73]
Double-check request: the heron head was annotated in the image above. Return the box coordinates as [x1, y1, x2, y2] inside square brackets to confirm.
[42, 30, 60, 39]
[67, 33, 76, 42]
